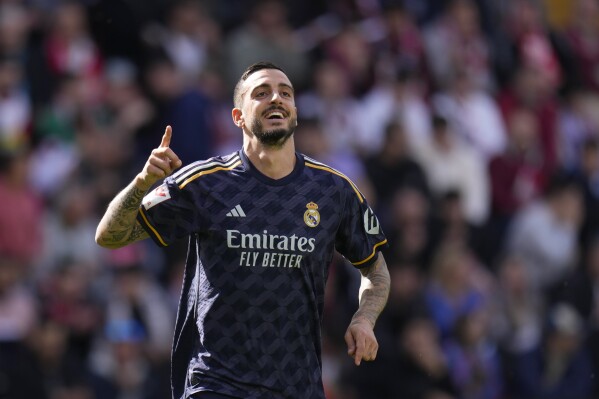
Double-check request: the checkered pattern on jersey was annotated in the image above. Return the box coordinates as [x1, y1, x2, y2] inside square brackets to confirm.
[137, 151, 387, 399]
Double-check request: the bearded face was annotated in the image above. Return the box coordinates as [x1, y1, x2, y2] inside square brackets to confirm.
[250, 105, 297, 148]
[234, 68, 298, 148]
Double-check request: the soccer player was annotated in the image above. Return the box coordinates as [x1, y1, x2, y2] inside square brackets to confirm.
[96, 62, 390, 399]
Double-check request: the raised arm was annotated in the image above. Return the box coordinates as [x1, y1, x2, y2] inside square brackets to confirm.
[344, 252, 390, 366]
[95, 126, 182, 249]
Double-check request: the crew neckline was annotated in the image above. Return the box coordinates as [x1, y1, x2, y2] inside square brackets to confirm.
[239, 149, 304, 186]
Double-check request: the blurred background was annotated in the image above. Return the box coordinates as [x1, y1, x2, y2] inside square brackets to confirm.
[1, 0, 599, 398]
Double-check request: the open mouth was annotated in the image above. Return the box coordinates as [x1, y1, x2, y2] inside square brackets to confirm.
[264, 109, 287, 120]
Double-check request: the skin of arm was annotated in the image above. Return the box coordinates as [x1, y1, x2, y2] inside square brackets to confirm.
[344, 253, 391, 366]
[95, 126, 182, 249]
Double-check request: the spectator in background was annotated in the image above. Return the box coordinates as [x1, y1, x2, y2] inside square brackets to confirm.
[443, 309, 503, 399]
[432, 68, 507, 162]
[89, 318, 171, 399]
[28, 74, 82, 199]
[550, 237, 599, 395]
[143, 56, 214, 166]
[510, 303, 594, 399]
[423, 0, 494, 92]
[143, 1, 223, 86]
[224, 0, 309, 90]
[489, 108, 548, 211]
[487, 108, 546, 260]
[395, 317, 458, 399]
[0, 3, 31, 59]
[0, 255, 42, 399]
[374, 5, 428, 79]
[0, 149, 43, 265]
[37, 258, 103, 362]
[33, 73, 82, 146]
[571, 137, 599, 251]
[359, 68, 431, 155]
[504, 0, 563, 92]
[364, 121, 429, 211]
[491, 253, 544, 355]
[498, 65, 560, 180]
[506, 173, 583, 292]
[563, 0, 599, 91]
[297, 60, 366, 155]
[101, 59, 155, 141]
[323, 25, 375, 96]
[0, 255, 37, 343]
[43, 1, 103, 102]
[430, 190, 484, 260]
[424, 243, 487, 339]
[557, 87, 599, 171]
[104, 248, 174, 362]
[386, 186, 432, 267]
[0, 56, 31, 151]
[29, 318, 111, 399]
[38, 183, 102, 278]
[414, 114, 490, 226]
[383, 259, 430, 338]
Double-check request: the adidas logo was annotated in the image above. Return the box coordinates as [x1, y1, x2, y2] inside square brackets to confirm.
[226, 204, 246, 217]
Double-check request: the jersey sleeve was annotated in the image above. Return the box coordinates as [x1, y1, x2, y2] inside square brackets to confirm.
[136, 176, 203, 247]
[335, 185, 388, 268]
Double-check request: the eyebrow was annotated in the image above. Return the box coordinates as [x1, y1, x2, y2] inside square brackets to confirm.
[249, 82, 295, 95]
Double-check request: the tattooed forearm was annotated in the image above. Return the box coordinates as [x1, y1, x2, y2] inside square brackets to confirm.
[122, 184, 147, 211]
[352, 254, 390, 328]
[95, 181, 150, 248]
[129, 223, 150, 242]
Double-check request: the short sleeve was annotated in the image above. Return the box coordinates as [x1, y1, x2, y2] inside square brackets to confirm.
[136, 177, 203, 247]
[335, 187, 388, 268]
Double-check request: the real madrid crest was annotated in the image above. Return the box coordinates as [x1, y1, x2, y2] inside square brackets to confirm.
[304, 202, 320, 228]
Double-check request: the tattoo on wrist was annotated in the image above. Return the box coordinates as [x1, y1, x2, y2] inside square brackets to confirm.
[354, 260, 390, 328]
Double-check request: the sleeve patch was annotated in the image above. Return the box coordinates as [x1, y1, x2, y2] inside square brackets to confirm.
[364, 207, 380, 235]
[142, 183, 171, 210]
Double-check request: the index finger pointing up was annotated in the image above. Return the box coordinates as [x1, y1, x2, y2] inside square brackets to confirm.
[160, 125, 172, 148]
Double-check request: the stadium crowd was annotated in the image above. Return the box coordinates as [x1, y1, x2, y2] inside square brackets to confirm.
[1, 0, 599, 398]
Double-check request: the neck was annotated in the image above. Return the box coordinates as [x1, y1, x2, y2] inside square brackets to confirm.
[243, 138, 297, 180]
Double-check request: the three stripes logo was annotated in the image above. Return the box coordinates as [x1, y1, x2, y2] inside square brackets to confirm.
[363, 207, 380, 235]
[226, 204, 246, 217]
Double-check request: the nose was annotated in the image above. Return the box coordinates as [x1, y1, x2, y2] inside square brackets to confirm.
[270, 91, 283, 103]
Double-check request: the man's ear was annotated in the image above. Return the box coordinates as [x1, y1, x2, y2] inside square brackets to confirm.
[232, 108, 244, 128]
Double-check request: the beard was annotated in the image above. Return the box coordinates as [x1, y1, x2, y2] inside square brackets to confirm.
[251, 117, 297, 148]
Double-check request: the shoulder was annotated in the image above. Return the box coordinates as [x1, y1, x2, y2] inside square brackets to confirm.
[302, 154, 365, 204]
[170, 151, 242, 189]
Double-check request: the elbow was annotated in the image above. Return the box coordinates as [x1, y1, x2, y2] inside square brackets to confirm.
[95, 229, 123, 249]
[95, 233, 111, 249]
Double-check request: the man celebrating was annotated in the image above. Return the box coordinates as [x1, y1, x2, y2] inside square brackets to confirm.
[96, 62, 390, 399]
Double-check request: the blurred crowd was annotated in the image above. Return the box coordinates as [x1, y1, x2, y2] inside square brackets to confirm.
[1, 0, 599, 398]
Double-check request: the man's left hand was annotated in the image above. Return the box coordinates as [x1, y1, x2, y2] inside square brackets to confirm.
[344, 317, 378, 366]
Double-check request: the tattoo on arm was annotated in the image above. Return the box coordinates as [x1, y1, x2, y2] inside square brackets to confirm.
[96, 182, 150, 248]
[352, 254, 391, 328]
[129, 223, 150, 242]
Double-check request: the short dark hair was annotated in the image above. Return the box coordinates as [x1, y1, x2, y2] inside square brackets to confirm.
[233, 61, 287, 108]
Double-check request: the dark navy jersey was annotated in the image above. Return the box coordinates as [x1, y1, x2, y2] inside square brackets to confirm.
[137, 150, 388, 399]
